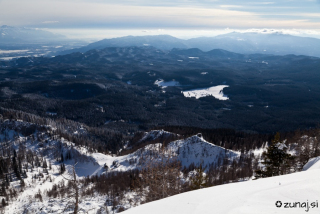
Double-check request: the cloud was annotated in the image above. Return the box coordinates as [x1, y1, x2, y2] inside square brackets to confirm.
[0, 0, 319, 29]
[220, 5, 243, 8]
[252, 2, 275, 5]
[42, 21, 59, 24]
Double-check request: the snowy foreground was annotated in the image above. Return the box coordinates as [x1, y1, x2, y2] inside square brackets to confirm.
[2, 122, 318, 214]
[182, 85, 229, 100]
[124, 157, 320, 214]
[3, 127, 240, 213]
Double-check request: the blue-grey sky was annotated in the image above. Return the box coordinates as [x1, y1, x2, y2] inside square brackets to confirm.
[1, 0, 320, 39]
[1, 0, 320, 28]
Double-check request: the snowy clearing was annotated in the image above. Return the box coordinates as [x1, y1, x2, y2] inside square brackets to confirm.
[0, 56, 26, 60]
[0, 50, 29, 54]
[182, 85, 229, 100]
[154, 79, 181, 88]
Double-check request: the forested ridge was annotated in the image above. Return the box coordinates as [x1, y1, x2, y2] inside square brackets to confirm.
[0, 107, 320, 212]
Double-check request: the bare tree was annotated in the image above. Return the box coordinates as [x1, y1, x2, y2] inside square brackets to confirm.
[139, 145, 182, 202]
[60, 162, 79, 214]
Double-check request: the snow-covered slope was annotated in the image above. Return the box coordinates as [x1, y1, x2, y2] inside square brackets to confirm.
[303, 156, 320, 171]
[95, 133, 239, 172]
[2, 125, 239, 213]
[139, 130, 177, 142]
[123, 157, 320, 214]
[168, 135, 239, 167]
[3, 120, 317, 214]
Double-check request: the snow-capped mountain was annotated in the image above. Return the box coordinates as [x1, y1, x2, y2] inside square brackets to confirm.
[168, 134, 239, 167]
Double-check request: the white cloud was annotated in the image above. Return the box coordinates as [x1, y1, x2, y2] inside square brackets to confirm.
[0, 0, 319, 29]
[42, 21, 59, 24]
[252, 2, 275, 5]
[220, 5, 243, 8]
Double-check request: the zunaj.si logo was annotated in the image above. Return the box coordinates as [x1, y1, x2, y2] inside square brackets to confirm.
[275, 200, 319, 212]
[275, 201, 283, 208]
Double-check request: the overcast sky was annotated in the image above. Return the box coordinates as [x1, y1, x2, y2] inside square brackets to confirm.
[1, 0, 320, 39]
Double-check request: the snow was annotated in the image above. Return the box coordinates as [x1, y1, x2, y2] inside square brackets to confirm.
[124, 157, 320, 214]
[0, 56, 26, 60]
[154, 79, 181, 88]
[46, 111, 57, 116]
[182, 85, 229, 100]
[167, 135, 239, 167]
[139, 130, 176, 142]
[5, 120, 318, 214]
[0, 49, 29, 54]
[252, 146, 267, 157]
[276, 142, 287, 150]
[79, 132, 238, 173]
[303, 156, 320, 171]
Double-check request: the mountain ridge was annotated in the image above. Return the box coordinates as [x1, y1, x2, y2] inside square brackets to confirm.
[0, 25, 68, 44]
[58, 32, 320, 57]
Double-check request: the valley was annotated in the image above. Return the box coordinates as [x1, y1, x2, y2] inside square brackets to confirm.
[1, 28, 320, 214]
[1, 46, 320, 133]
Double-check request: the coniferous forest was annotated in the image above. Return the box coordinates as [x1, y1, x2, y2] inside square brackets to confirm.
[0, 46, 320, 213]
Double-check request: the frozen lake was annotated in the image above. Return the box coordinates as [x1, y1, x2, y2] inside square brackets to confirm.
[182, 85, 229, 100]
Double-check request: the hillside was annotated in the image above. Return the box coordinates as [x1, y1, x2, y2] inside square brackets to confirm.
[0, 25, 67, 44]
[0, 115, 319, 213]
[123, 157, 320, 214]
[59, 33, 320, 58]
[2, 46, 320, 133]
[0, 121, 243, 213]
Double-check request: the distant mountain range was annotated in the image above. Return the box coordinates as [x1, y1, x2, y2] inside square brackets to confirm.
[59, 33, 320, 57]
[0, 25, 68, 44]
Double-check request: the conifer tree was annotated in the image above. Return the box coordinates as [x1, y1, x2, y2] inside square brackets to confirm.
[43, 160, 47, 169]
[1, 198, 6, 207]
[190, 165, 209, 190]
[255, 133, 294, 178]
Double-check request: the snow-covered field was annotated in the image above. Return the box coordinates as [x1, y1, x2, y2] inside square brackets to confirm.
[124, 157, 320, 214]
[154, 79, 181, 88]
[182, 85, 229, 100]
[0, 56, 27, 60]
[0, 50, 29, 54]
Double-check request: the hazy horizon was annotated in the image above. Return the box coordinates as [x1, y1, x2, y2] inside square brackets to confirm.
[12, 27, 311, 42]
[1, 0, 320, 42]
